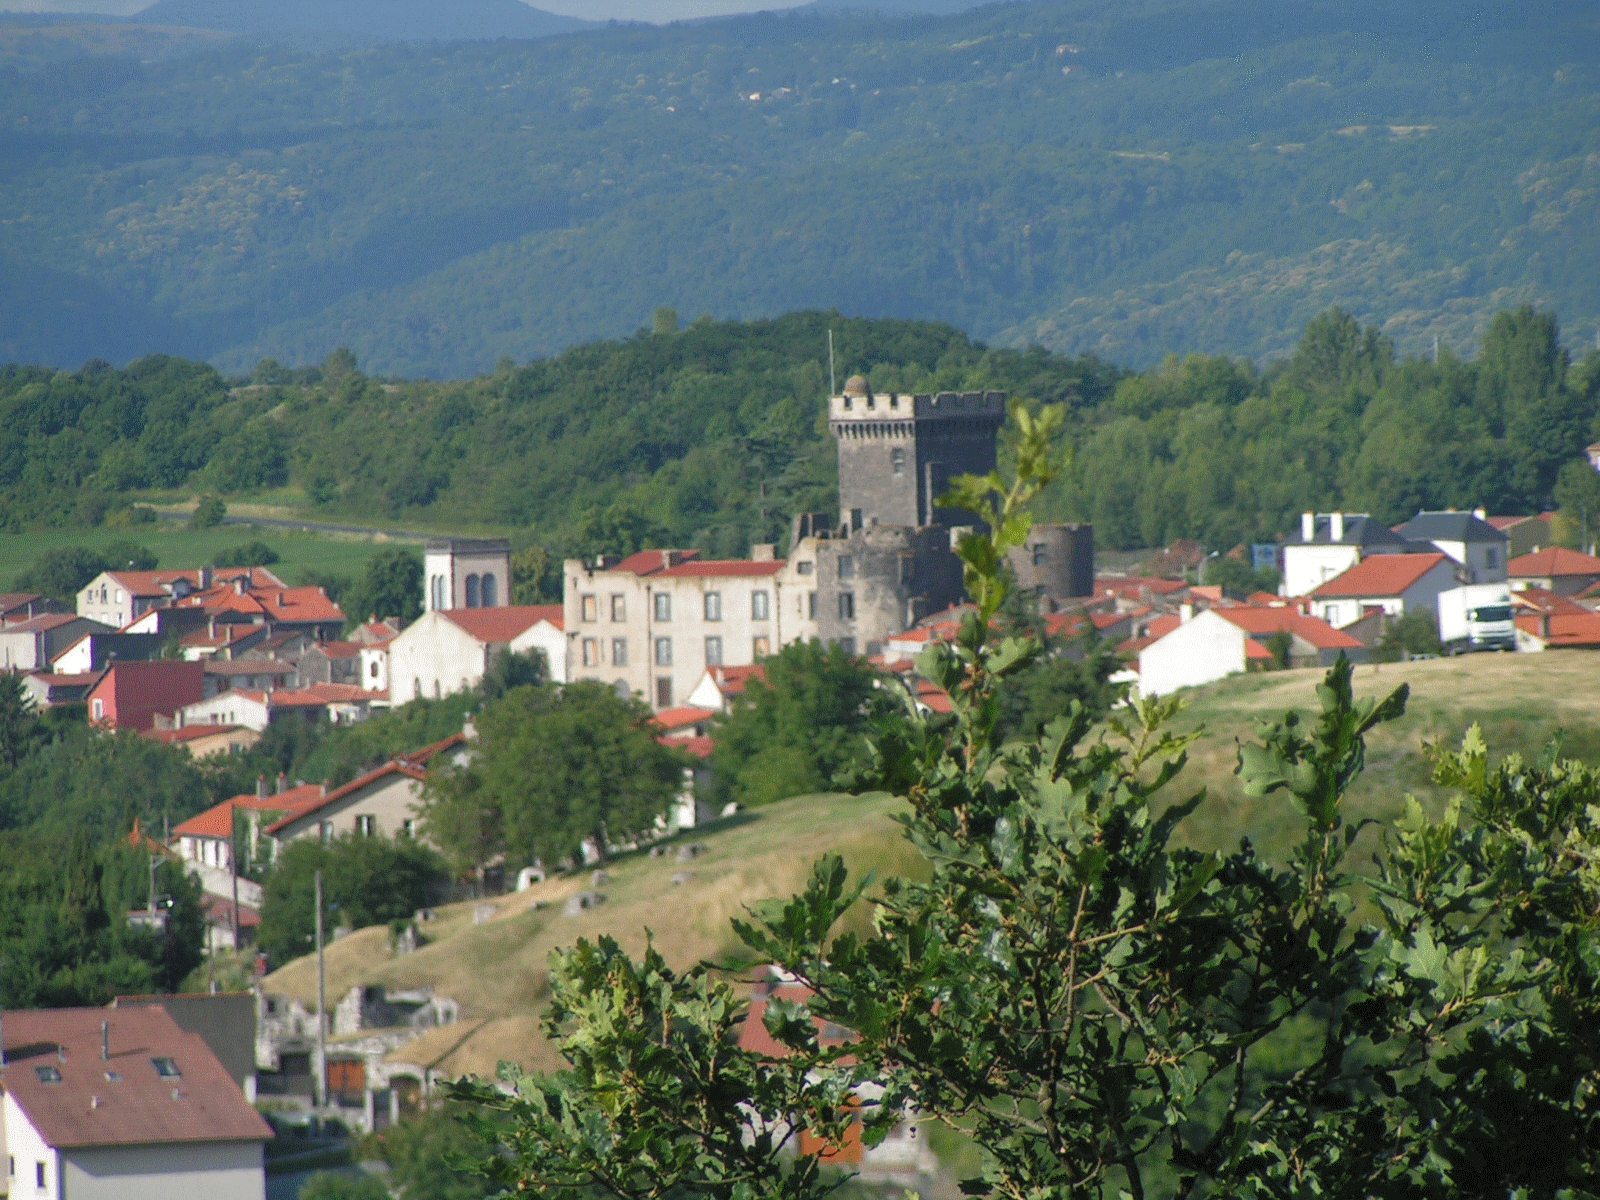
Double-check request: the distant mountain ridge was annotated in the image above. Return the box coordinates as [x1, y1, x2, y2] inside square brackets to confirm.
[130, 0, 594, 42]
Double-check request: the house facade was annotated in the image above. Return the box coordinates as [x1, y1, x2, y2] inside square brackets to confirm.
[1281, 512, 1420, 598]
[1306, 552, 1460, 629]
[387, 605, 564, 702]
[86, 661, 205, 731]
[0, 615, 112, 672]
[0, 1005, 272, 1200]
[1507, 547, 1600, 596]
[76, 567, 285, 630]
[1397, 510, 1508, 584]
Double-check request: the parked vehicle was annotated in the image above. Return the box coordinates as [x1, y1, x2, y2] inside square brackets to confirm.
[1437, 584, 1516, 653]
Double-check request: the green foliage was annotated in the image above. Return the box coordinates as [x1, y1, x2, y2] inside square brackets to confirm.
[479, 648, 547, 703]
[1553, 458, 1600, 551]
[340, 546, 423, 628]
[257, 834, 447, 966]
[363, 1106, 502, 1200]
[450, 404, 1600, 1198]
[0, 3, 1595, 378]
[11, 546, 113, 601]
[211, 539, 281, 568]
[709, 640, 893, 809]
[423, 681, 679, 872]
[1202, 553, 1278, 597]
[296, 1172, 391, 1200]
[190, 496, 227, 529]
[1375, 609, 1444, 662]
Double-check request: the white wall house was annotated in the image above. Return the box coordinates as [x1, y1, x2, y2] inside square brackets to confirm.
[1281, 512, 1419, 598]
[1306, 552, 1459, 629]
[1135, 609, 1253, 698]
[387, 606, 565, 702]
[0, 1005, 271, 1200]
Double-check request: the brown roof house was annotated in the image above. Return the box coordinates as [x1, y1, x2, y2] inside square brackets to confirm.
[1507, 547, 1600, 597]
[0, 1004, 272, 1200]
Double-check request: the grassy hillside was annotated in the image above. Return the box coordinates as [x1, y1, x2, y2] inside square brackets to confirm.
[260, 651, 1600, 1080]
[0, 0, 1594, 376]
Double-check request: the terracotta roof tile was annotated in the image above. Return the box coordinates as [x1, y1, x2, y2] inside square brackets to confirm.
[0, 1005, 272, 1148]
[1507, 547, 1600, 578]
[1217, 607, 1366, 650]
[1308, 553, 1452, 598]
[441, 605, 558, 644]
[172, 783, 328, 840]
[652, 706, 718, 732]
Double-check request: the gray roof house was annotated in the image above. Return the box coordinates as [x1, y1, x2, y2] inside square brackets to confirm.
[1281, 511, 1426, 598]
[1397, 510, 1509, 584]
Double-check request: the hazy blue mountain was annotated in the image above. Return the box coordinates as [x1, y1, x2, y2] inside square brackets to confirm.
[130, 0, 594, 42]
[0, 0, 1594, 376]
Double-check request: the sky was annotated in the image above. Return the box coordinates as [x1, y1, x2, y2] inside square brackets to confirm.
[2, 0, 813, 18]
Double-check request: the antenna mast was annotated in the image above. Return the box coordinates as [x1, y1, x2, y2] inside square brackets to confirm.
[827, 329, 836, 397]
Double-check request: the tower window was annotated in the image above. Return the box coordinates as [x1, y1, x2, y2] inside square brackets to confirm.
[582, 638, 600, 667]
[838, 555, 855, 580]
[581, 594, 598, 622]
[751, 590, 770, 620]
[795, 561, 813, 576]
[705, 636, 723, 666]
[703, 592, 721, 621]
[891, 446, 905, 475]
[655, 678, 672, 708]
[1032, 543, 1048, 566]
[465, 574, 481, 608]
[807, 591, 818, 620]
[655, 637, 673, 666]
[654, 593, 671, 622]
[850, 508, 863, 532]
[481, 575, 497, 606]
[839, 592, 855, 620]
[611, 594, 626, 622]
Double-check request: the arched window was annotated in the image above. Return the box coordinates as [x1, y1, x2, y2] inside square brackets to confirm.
[430, 575, 446, 611]
[465, 574, 480, 608]
[481, 573, 497, 607]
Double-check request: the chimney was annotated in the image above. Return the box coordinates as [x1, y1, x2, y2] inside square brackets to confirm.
[276, 772, 287, 795]
[749, 543, 776, 562]
[1473, 506, 1487, 521]
[1330, 512, 1345, 542]
[102, 1020, 109, 1061]
[256, 775, 267, 800]
[235, 579, 247, 596]
[1301, 512, 1315, 542]
[1180, 603, 1193, 623]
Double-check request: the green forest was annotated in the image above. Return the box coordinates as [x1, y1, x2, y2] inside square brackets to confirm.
[0, 0, 1595, 376]
[2, 307, 1597, 565]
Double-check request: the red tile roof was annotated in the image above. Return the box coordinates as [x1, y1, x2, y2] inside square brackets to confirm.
[172, 783, 328, 840]
[1216, 607, 1366, 651]
[107, 567, 285, 597]
[142, 724, 254, 747]
[653, 706, 718, 733]
[666, 734, 715, 759]
[657, 559, 785, 579]
[1515, 611, 1600, 647]
[610, 549, 702, 575]
[259, 734, 464, 835]
[2, 613, 88, 633]
[700, 663, 766, 697]
[0, 1005, 272, 1148]
[1507, 547, 1600, 578]
[1309, 553, 1452, 599]
[441, 605, 559, 644]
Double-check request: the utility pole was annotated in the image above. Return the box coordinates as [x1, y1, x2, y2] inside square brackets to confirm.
[314, 869, 326, 1110]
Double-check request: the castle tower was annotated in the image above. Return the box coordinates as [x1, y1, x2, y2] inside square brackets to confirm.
[424, 539, 510, 612]
[829, 375, 1006, 531]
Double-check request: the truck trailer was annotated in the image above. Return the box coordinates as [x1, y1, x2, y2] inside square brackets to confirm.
[1437, 584, 1516, 654]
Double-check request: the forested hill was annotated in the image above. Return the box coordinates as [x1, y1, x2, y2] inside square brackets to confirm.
[0, 0, 1595, 377]
[3, 308, 1598, 562]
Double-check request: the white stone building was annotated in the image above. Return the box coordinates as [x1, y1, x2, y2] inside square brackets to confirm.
[387, 605, 565, 702]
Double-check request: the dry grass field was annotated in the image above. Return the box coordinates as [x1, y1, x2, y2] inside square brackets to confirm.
[261, 650, 1600, 1080]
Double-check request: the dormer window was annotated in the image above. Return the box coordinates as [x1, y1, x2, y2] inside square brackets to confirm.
[151, 1056, 181, 1078]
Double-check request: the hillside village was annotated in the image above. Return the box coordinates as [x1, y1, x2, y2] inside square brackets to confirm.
[5, 374, 1600, 1197]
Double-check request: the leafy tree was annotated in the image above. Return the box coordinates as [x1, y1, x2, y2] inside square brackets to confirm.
[510, 544, 560, 604]
[571, 500, 668, 562]
[341, 546, 423, 627]
[480, 648, 546, 703]
[451, 402, 1600, 1197]
[297, 1172, 389, 1200]
[427, 681, 679, 870]
[99, 540, 158, 572]
[0, 673, 38, 771]
[994, 631, 1126, 741]
[1376, 608, 1445, 662]
[212, 539, 281, 568]
[1480, 307, 1579, 508]
[10, 546, 111, 602]
[257, 835, 446, 966]
[190, 495, 227, 529]
[709, 639, 892, 808]
[1553, 458, 1600, 552]
[652, 307, 680, 336]
[363, 1106, 501, 1200]
[1202, 553, 1278, 597]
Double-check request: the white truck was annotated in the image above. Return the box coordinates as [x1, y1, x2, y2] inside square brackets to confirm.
[1437, 584, 1516, 654]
